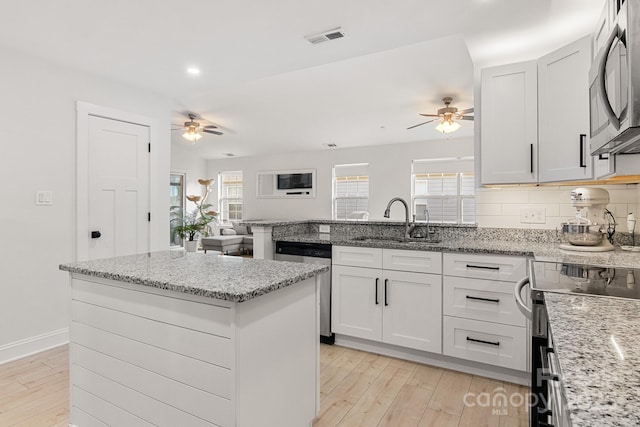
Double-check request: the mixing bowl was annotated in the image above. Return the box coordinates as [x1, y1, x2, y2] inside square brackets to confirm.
[562, 223, 604, 246]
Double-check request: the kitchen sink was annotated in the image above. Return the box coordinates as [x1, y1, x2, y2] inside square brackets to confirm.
[350, 236, 441, 244]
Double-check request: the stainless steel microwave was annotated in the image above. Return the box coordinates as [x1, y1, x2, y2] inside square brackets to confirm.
[589, 0, 640, 156]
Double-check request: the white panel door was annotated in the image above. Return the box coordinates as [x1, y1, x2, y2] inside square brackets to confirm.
[538, 36, 592, 182]
[481, 61, 538, 184]
[88, 116, 149, 259]
[382, 270, 442, 353]
[331, 265, 382, 341]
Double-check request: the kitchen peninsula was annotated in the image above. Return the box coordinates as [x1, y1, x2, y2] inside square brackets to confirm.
[60, 250, 328, 427]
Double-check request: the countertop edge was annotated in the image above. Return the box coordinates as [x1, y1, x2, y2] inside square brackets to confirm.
[59, 258, 329, 303]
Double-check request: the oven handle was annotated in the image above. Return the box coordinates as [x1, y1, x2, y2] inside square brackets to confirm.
[514, 276, 532, 319]
[597, 23, 623, 131]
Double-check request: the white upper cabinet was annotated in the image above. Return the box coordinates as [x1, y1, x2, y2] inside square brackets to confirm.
[538, 36, 592, 182]
[481, 36, 605, 185]
[481, 61, 538, 184]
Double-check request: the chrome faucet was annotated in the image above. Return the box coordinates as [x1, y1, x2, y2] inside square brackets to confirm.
[384, 197, 415, 239]
[424, 208, 431, 238]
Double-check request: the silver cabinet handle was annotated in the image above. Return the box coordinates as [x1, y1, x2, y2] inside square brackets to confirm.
[597, 23, 624, 130]
[514, 276, 532, 319]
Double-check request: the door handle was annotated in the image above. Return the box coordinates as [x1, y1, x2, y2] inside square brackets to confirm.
[514, 277, 532, 319]
[579, 134, 587, 168]
[597, 23, 624, 130]
[91, 231, 101, 239]
[466, 337, 500, 346]
[375, 278, 379, 305]
[530, 143, 534, 174]
[466, 264, 499, 271]
[466, 295, 500, 303]
[384, 279, 389, 306]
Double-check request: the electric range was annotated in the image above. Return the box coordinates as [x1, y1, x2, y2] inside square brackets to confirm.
[531, 261, 640, 300]
[520, 261, 640, 426]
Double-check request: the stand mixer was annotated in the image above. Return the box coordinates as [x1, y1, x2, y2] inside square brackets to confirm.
[558, 187, 616, 252]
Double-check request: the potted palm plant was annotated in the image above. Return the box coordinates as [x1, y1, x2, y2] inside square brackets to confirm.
[170, 179, 218, 252]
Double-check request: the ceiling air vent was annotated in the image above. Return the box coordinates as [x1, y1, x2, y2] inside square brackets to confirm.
[305, 27, 345, 45]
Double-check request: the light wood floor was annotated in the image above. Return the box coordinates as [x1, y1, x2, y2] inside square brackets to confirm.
[314, 344, 528, 427]
[1, 344, 528, 426]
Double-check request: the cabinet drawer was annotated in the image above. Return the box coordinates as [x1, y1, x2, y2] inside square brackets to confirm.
[443, 316, 527, 372]
[382, 249, 442, 274]
[333, 245, 383, 268]
[443, 276, 526, 327]
[443, 253, 527, 282]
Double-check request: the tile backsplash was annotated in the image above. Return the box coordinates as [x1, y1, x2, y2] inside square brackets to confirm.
[476, 184, 639, 233]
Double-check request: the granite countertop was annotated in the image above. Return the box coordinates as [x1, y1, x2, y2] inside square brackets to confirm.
[241, 219, 478, 227]
[59, 250, 328, 302]
[544, 293, 640, 427]
[276, 233, 640, 268]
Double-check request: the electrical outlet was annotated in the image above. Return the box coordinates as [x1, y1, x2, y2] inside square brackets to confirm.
[520, 207, 546, 224]
[35, 190, 53, 206]
[319, 224, 330, 233]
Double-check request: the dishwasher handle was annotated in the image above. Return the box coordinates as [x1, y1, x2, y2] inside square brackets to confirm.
[514, 276, 532, 319]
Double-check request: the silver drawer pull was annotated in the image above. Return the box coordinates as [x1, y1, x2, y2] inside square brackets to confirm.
[466, 337, 500, 346]
[466, 295, 500, 303]
[466, 264, 500, 271]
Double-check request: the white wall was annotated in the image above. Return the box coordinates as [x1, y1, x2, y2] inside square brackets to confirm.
[0, 46, 172, 361]
[171, 144, 210, 201]
[204, 136, 638, 231]
[206, 137, 474, 221]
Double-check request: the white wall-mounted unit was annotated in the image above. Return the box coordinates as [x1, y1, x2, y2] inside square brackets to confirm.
[256, 168, 316, 198]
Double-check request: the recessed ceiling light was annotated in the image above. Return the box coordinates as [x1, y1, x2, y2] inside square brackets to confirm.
[187, 67, 201, 76]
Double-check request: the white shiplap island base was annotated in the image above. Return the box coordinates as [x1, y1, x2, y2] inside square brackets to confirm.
[60, 250, 328, 427]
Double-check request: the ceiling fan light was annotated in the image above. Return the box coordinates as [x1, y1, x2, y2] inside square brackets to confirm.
[182, 130, 202, 142]
[435, 118, 461, 134]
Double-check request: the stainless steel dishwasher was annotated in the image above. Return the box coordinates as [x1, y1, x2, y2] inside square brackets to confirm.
[275, 241, 334, 344]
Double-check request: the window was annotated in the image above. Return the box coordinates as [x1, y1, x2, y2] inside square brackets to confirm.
[333, 164, 369, 220]
[412, 158, 475, 224]
[169, 173, 185, 246]
[218, 171, 243, 222]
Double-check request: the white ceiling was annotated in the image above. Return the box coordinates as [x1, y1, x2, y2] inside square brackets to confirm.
[0, 0, 605, 159]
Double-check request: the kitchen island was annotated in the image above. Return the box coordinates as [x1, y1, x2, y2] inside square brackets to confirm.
[60, 250, 328, 427]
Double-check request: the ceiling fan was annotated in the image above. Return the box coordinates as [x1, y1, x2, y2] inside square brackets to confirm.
[408, 97, 474, 134]
[173, 113, 223, 142]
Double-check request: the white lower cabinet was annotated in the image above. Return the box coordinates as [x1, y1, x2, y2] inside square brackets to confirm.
[332, 247, 442, 353]
[442, 253, 528, 372]
[442, 317, 527, 372]
[382, 270, 441, 352]
[332, 247, 529, 374]
[331, 265, 382, 341]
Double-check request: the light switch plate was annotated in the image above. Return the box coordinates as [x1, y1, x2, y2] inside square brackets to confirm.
[319, 224, 330, 233]
[35, 190, 53, 206]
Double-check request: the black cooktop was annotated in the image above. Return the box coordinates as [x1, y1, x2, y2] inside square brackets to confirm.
[531, 261, 640, 300]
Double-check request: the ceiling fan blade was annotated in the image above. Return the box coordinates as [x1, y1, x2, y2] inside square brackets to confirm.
[419, 114, 440, 118]
[202, 129, 223, 135]
[407, 119, 437, 130]
[458, 107, 474, 115]
[203, 124, 218, 130]
[459, 116, 475, 121]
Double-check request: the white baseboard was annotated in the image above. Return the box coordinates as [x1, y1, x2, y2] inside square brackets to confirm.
[0, 328, 69, 365]
[334, 334, 530, 386]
